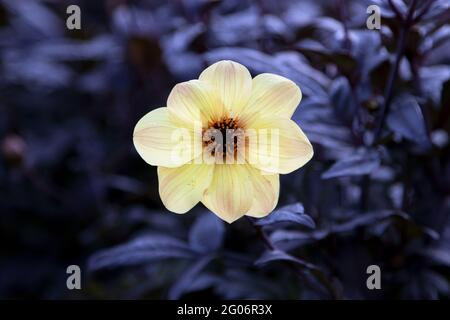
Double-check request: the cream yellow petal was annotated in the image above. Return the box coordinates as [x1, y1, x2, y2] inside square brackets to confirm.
[240, 73, 302, 126]
[167, 80, 223, 127]
[248, 117, 313, 174]
[158, 162, 214, 214]
[201, 164, 253, 223]
[199, 60, 252, 117]
[133, 107, 195, 167]
[245, 169, 280, 218]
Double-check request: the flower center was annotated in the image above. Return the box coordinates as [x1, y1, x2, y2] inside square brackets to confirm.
[204, 117, 244, 163]
[211, 117, 238, 132]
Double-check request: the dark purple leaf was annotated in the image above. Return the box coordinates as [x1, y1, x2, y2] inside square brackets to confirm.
[387, 94, 431, 148]
[255, 203, 315, 228]
[271, 211, 410, 245]
[331, 210, 409, 233]
[419, 66, 450, 105]
[330, 77, 358, 123]
[270, 229, 329, 246]
[321, 149, 381, 179]
[88, 234, 196, 271]
[189, 213, 225, 253]
[255, 249, 318, 270]
[371, 0, 408, 18]
[418, 0, 450, 22]
[421, 248, 450, 267]
[351, 30, 388, 79]
[204, 47, 329, 97]
[168, 255, 214, 299]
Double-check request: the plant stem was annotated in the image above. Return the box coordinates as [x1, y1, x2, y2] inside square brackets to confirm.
[387, 0, 405, 21]
[373, 0, 418, 143]
[245, 216, 341, 299]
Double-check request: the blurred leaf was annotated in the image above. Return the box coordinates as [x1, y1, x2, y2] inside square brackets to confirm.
[210, 8, 261, 46]
[321, 149, 381, 179]
[3, 50, 73, 88]
[420, 25, 450, 55]
[255, 249, 318, 270]
[3, 0, 63, 38]
[301, 122, 354, 151]
[162, 23, 205, 79]
[371, 0, 408, 18]
[350, 30, 388, 79]
[419, 65, 450, 105]
[419, 0, 450, 22]
[296, 40, 357, 76]
[88, 234, 196, 271]
[310, 17, 345, 51]
[263, 14, 293, 41]
[271, 210, 410, 245]
[270, 229, 328, 247]
[255, 202, 315, 229]
[163, 23, 204, 53]
[32, 36, 121, 62]
[168, 255, 214, 299]
[294, 100, 354, 154]
[333, 210, 409, 233]
[421, 248, 450, 267]
[112, 5, 167, 36]
[189, 213, 225, 253]
[330, 76, 358, 124]
[204, 47, 329, 97]
[282, 1, 321, 30]
[387, 94, 431, 148]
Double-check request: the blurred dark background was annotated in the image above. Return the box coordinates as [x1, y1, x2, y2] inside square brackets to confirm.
[0, 0, 449, 299]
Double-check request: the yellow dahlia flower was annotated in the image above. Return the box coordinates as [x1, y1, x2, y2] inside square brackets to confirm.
[133, 60, 313, 223]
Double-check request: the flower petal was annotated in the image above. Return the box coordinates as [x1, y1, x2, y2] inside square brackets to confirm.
[245, 169, 280, 218]
[240, 73, 302, 125]
[199, 60, 252, 117]
[248, 117, 313, 174]
[133, 107, 196, 167]
[158, 162, 214, 214]
[167, 80, 223, 127]
[202, 164, 253, 223]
